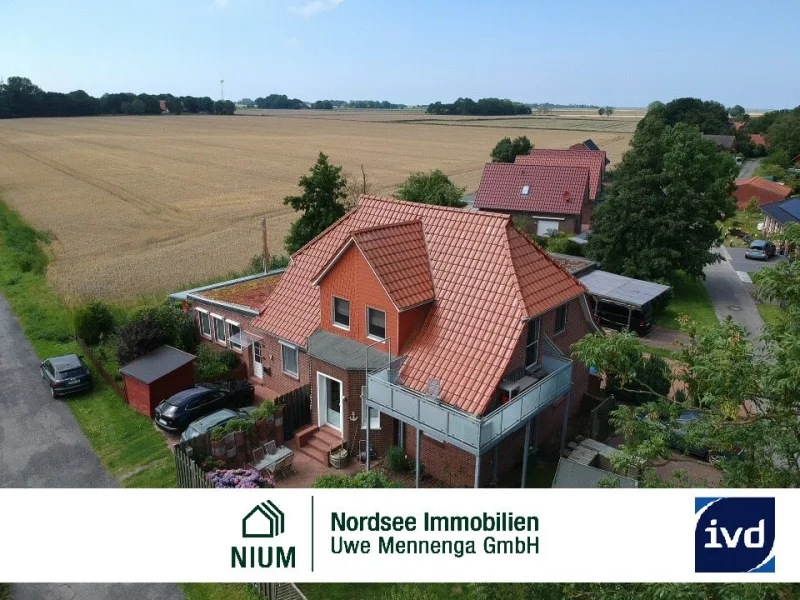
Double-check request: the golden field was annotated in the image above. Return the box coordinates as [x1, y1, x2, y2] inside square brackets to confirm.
[0, 110, 640, 302]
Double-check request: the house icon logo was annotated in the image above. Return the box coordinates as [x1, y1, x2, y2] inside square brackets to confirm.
[242, 500, 285, 538]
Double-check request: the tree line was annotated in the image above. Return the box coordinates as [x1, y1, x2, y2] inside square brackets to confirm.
[311, 99, 408, 110]
[426, 97, 532, 116]
[240, 96, 409, 110]
[0, 76, 235, 118]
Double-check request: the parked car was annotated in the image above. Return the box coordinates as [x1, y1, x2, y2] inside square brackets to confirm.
[587, 296, 655, 336]
[40, 354, 93, 398]
[745, 239, 776, 261]
[179, 408, 253, 443]
[154, 380, 255, 433]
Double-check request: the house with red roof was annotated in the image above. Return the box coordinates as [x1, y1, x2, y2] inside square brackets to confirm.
[474, 163, 591, 235]
[749, 133, 767, 148]
[733, 176, 793, 209]
[174, 196, 598, 487]
[515, 148, 606, 204]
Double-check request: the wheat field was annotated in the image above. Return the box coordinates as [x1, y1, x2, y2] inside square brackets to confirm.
[0, 111, 639, 302]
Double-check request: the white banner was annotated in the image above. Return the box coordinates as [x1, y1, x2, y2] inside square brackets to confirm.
[0, 489, 790, 583]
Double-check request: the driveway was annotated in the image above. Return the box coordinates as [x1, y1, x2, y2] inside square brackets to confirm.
[725, 248, 788, 275]
[0, 295, 183, 599]
[703, 247, 763, 337]
[738, 157, 763, 179]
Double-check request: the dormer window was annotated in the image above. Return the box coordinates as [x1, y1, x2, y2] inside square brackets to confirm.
[521, 185, 530, 196]
[333, 296, 350, 329]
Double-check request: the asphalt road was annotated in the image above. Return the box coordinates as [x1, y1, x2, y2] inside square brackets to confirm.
[725, 248, 789, 274]
[703, 247, 763, 337]
[738, 157, 763, 179]
[0, 294, 183, 600]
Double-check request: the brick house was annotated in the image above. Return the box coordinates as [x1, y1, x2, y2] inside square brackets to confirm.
[515, 148, 607, 204]
[474, 162, 591, 235]
[174, 195, 599, 487]
[733, 177, 793, 210]
[761, 197, 800, 236]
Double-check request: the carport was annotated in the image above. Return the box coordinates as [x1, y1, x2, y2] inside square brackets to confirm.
[578, 270, 671, 330]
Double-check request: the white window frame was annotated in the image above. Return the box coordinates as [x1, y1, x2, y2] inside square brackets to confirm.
[525, 318, 540, 369]
[197, 308, 212, 339]
[227, 319, 242, 352]
[366, 306, 387, 341]
[211, 313, 226, 346]
[361, 385, 381, 430]
[554, 304, 568, 334]
[332, 296, 351, 330]
[280, 341, 300, 379]
[521, 184, 530, 196]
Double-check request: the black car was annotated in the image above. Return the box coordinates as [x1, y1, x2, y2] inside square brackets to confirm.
[41, 354, 93, 398]
[154, 380, 255, 433]
[588, 296, 655, 336]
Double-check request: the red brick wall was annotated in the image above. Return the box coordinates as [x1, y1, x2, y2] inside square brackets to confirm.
[258, 333, 310, 395]
[398, 302, 432, 354]
[309, 358, 395, 456]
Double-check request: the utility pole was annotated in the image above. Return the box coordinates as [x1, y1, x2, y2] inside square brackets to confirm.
[261, 217, 270, 273]
[220, 79, 225, 101]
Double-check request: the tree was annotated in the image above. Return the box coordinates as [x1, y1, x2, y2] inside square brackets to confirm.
[283, 152, 348, 254]
[165, 97, 182, 114]
[586, 119, 737, 282]
[396, 170, 466, 207]
[604, 106, 615, 117]
[116, 303, 195, 365]
[74, 301, 115, 345]
[767, 114, 800, 159]
[729, 104, 746, 118]
[598, 107, 606, 116]
[490, 136, 532, 163]
[745, 197, 760, 215]
[572, 259, 800, 489]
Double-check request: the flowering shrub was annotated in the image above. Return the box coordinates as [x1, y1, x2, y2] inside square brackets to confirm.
[206, 468, 275, 489]
[200, 457, 225, 472]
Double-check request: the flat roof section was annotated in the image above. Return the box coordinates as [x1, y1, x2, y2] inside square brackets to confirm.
[578, 270, 671, 309]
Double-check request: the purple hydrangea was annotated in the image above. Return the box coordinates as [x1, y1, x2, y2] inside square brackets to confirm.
[206, 468, 276, 489]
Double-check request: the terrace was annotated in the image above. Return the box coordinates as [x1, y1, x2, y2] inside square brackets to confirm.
[364, 337, 573, 488]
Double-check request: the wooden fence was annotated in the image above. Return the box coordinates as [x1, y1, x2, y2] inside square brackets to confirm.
[75, 337, 127, 400]
[253, 583, 308, 600]
[174, 444, 215, 488]
[278, 385, 311, 442]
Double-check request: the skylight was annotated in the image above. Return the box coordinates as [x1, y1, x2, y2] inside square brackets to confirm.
[521, 185, 530, 196]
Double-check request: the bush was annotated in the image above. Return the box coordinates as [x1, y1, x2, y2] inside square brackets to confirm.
[547, 235, 584, 257]
[116, 302, 195, 365]
[384, 445, 414, 472]
[206, 468, 275, 488]
[210, 417, 255, 440]
[195, 345, 240, 380]
[312, 471, 395, 488]
[251, 400, 276, 421]
[74, 301, 115, 345]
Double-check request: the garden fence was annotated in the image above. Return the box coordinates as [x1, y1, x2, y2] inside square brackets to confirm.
[278, 385, 311, 442]
[253, 583, 308, 600]
[174, 444, 215, 488]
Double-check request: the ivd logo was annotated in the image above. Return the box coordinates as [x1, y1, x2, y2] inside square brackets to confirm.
[232, 501, 295, 569]
[695, 497, 775, 573]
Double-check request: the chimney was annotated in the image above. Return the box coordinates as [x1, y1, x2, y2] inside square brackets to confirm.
[261, 217, 270, 273]
[563, 191, 571, 202]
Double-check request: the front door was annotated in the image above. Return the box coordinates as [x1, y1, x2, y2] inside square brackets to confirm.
[317, 373, 342, 430]
[252, 341, 263, 379]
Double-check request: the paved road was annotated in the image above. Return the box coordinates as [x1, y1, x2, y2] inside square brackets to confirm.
[0, 295, 183, 600]
[738, 157, 763, 179]
[725, 248, 788, 274]
[703, 247, 763, 337]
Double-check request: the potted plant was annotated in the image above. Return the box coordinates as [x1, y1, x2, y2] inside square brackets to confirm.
[251, 401, 276, 441]
[210, 426, 227, 457]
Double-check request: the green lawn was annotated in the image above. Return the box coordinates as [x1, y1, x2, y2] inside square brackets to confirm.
[642, 345, 680, 361]
[757, 304, 784, 328]
[300, 583, 465, 600]
[179, 584, 262, 600]
[654, 273, 717, 330]
[721, 210, 764, 249]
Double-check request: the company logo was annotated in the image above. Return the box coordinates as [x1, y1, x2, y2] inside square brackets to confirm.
[232, 501, 295, 569]
[695, 497, 775, 573]
[243, 500, 285, 538]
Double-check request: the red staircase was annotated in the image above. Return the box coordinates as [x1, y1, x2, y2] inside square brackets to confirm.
[292, 424, 343, 465]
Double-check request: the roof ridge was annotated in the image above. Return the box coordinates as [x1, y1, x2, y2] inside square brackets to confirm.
[358, 194, 511, 221]
[351, 218, 423, 237]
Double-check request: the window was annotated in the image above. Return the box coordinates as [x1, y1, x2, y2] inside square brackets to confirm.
[367, 307, 386, 340]
[333, 297, 350, 329]
[197, 309, 211, 338]
[361, 386, 381, 429]
[521, 185, 530, 196]
[525, 318, 540, 368]
[212, 314, 226, 344]
[554, 305, 567, 334]
[281, 342, 299, 378]
[227, 320, 242, 351]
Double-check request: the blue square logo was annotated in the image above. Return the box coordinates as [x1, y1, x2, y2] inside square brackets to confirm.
[695, 497, 775, 573]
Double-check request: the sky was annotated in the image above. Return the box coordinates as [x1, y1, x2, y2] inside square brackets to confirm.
[2, 0, 798, 109]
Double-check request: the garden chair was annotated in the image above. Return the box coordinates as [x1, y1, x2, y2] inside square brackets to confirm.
[278, 451, 296, 477]
[249, 444, 272, 475]
[265, 440, 277, 455]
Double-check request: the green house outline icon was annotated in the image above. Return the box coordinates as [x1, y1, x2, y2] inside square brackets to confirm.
[243, 500, 285, 538]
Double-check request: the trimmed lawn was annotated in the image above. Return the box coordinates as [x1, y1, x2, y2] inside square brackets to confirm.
[655, 273, 717, 330]
[722, 210, 764, 249]
[757, 304, 784, 328]
[643, 345, 680, 361]
[179, 584, 261, 600]
[299, 583, 465, 600]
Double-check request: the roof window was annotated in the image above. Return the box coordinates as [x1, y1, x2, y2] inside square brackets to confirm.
[521, 185, 530, 196]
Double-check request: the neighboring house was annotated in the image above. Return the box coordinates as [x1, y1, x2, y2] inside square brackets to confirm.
[793, 154, 800, 167]
[515, 148, 606, 205]
[175, 196, 599, 488]
[159, 99, 167, 113]
[702, 134, 736, 152]
[749, 133, 767, 148]
[733, 176, 793, 209]
[761, 197, 800, 236]
[473, 163, 591, 235]
[569, 139, 611, 165]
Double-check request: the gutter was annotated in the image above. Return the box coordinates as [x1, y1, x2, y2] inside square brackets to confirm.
[168, 268, 286, 303]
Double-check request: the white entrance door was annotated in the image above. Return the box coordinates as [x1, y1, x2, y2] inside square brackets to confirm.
[537, 220, 560, 236]
[317, 373, 342, 431]
[252, 341, 264, 379]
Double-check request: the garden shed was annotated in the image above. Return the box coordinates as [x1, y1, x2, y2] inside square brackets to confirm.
[120, 345, 196, 418]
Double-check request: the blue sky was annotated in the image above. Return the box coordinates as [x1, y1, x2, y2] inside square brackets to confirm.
[2, 0, 797, 109]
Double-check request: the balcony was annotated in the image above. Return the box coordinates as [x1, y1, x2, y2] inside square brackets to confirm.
[366, 350, 573, 456]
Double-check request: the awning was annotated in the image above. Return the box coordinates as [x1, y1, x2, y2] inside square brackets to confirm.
[229, 331, 263, 347]
[578, 269, 671, 309]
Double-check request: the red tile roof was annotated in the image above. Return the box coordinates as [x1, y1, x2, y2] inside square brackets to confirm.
[474, 163, 589, 215]
[749, 133, 767, 147]
[733, 177, 793, 209]
[252, 196, 585, 415]
[515, 149, 606, 201]
[315, 220, 436, 310]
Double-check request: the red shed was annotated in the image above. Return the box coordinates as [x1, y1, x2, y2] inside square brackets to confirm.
[120, 345, 195, 418]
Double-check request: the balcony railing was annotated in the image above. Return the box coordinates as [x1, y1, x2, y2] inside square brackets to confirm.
[366, 351, 573, 456]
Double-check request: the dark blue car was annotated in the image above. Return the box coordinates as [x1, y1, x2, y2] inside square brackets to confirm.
[41, 354, 93, 398]
[154, 380, 254, 433]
